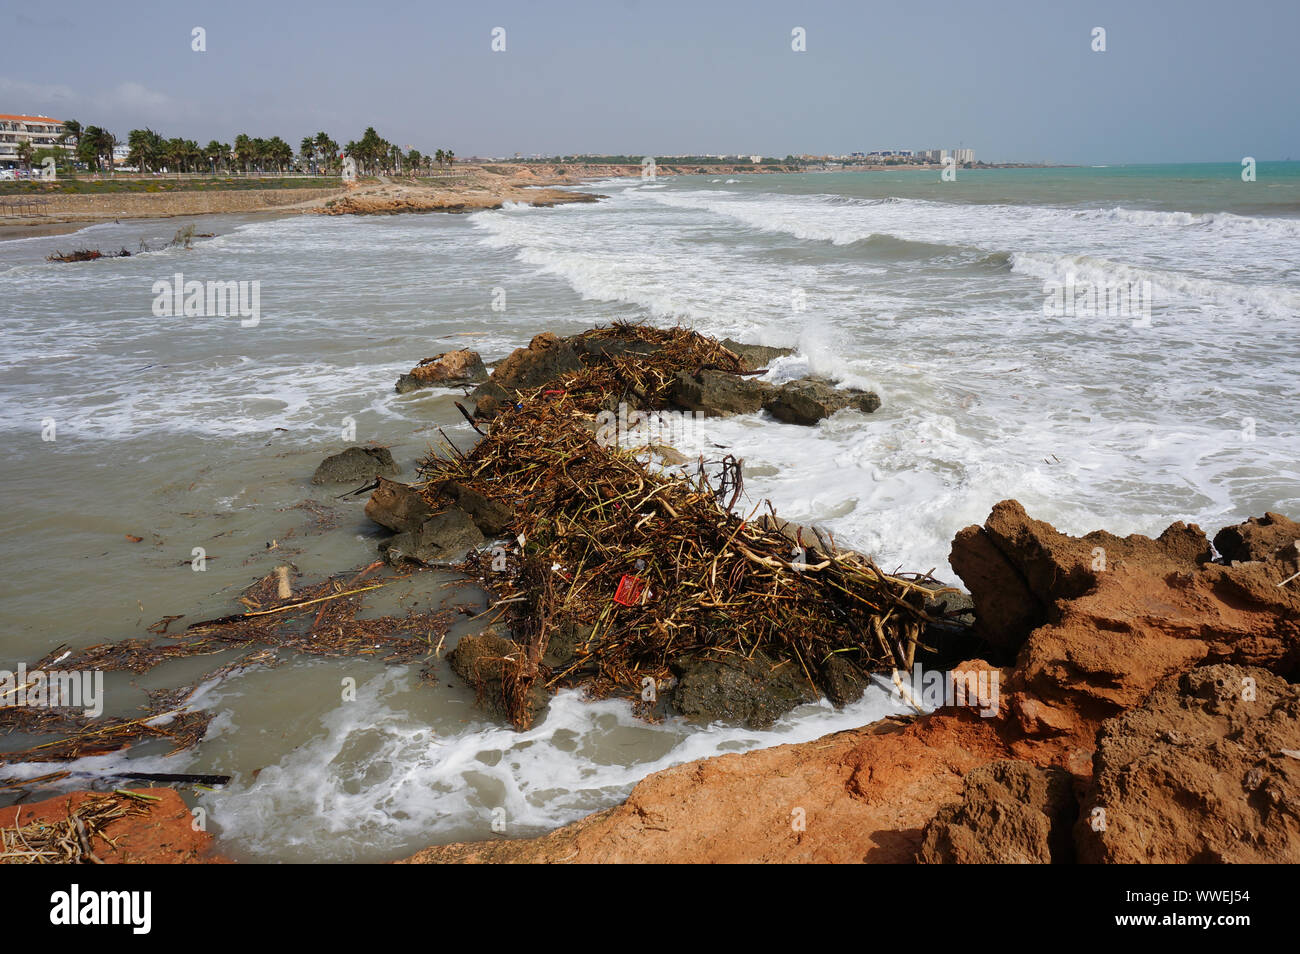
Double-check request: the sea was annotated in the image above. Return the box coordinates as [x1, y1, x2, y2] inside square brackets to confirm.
[1, 162, 1297, 860]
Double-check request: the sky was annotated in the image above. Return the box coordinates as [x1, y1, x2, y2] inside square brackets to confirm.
[3, 0, 1296, 164]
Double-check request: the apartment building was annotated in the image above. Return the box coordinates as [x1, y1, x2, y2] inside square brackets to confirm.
[0, 113, 67, 166]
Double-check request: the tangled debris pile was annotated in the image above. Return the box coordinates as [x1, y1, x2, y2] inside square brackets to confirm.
[45, 247, 131, 263]
[400, 323, 950, 728]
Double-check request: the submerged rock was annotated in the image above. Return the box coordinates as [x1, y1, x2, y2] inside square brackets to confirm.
[919, 760, 1076, 864]
[396, 349, 487, 393]
[1076, 664, 1300, 864]
[311, 446, 398, 484]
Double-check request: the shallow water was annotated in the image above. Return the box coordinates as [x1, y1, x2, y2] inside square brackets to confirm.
[1, 164, 1297, 860]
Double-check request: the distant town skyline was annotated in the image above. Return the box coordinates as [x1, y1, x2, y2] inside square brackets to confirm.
[3, 0, 1297, 165]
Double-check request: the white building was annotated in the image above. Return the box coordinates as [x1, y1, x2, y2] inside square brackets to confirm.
[0, 113, 67, 167]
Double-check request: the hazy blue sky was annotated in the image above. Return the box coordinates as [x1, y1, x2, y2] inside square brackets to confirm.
[3, 0, 1295, 163]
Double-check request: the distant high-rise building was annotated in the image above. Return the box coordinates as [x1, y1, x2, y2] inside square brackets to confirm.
[953, 148, 975, 164]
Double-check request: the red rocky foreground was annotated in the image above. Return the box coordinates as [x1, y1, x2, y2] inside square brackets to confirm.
[402, 502, 1300, 863]
[0, 789, 224, 864]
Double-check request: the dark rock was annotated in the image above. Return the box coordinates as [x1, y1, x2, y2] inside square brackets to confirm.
[1213, 512, 1300, 565]
[365, 477, 433, 533]
[541, 622, 595, 671]
[572, 336, 664, 362]
[311, 446, 398, 484]
[669, 369, 772, 417]
[719, 338, 796, 371]
[396, 350, 487, 393]
[447, 631, 549, 725]
[918, 760, 1077, 864]
[670, 651, 819, 728]
[762, 379, 880, 426]
[380, 507, 485, 565]
[469, 381, 512, 420]
[442, 482, 514, 536]
[488, 332, 585, 391]
[1075, 664, 1300, 863]
[820, 654, 871, 707]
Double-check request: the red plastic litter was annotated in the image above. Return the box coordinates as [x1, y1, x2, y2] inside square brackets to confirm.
[543, 389, 567, 397]
[613, 574, 648, 606]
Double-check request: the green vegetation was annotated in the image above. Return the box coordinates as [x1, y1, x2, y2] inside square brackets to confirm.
[37, 119, 455, 179]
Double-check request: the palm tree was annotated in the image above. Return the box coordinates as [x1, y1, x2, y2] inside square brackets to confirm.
[204, 140, 228, 175]
[16, 140, 34, 172]
[164, 138, 189, 174]
[232, 134, 253, 174]
[266, 136, 293, 173]
[58, 120, 82, 151]
[128, 128, 164, 173]
[99, 130, 118, 175]
[314, 132, 338, 174]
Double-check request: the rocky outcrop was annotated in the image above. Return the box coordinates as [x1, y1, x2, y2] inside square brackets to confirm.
[402, 503, 1300, 864]
[1076, 664, 1300, 863]
[401, 708, 1014, 864]
[950, 500, 1300, 742]
[311, 446, 398, 484]
[466, 328, 872, 428]
[396, 350, 487, 393]
[918, 760, 1076, 863]
[719, 338, 795, 370]
[762, 379, 880, 425]
[819, 654, 873, 707]
[667, 371, 878, 424]
[1213, 511, 1300, 564]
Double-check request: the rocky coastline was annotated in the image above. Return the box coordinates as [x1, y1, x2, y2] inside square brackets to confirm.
[5, 322, 1297, 865]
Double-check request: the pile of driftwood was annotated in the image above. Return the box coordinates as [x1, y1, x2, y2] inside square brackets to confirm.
[415, 323, 949, 728]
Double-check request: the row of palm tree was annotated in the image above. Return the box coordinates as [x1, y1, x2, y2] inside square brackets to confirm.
[338, 127, 454, 176]
[54, 120, 456, 177]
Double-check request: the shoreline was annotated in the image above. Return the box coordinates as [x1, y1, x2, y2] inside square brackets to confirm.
[6, 322, 1298, 864]
[0, 161, 785, 237]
